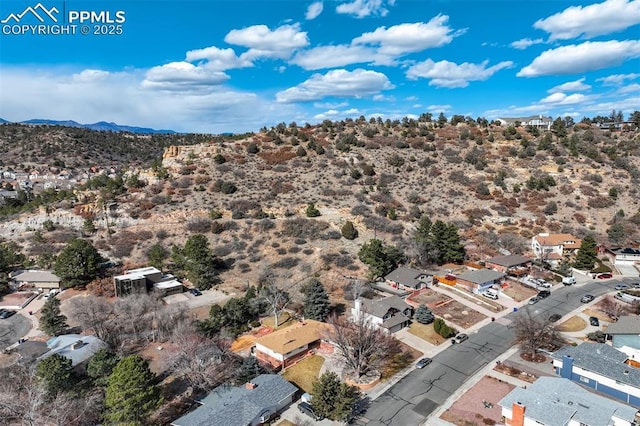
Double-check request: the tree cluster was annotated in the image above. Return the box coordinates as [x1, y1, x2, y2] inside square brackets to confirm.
[171, 234, 224, 290]
[54, 238, 104, 287]
[413, 215, 465, 266]
[433, 318, 457, 338]
[310, 372, 359, 421]
[358, 238, 406, 280]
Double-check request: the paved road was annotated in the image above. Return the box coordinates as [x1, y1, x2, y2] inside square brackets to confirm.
[360, 277, 629, 426]
[0, 313, 31, 349]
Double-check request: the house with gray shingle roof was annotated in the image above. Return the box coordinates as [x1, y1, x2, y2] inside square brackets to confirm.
[352, 295, 414, 333]
[455, 269, 505, 294]
[499, 376, 637, 426]
[552, 342, 640, 407]
[606, 316, 640, 350]
[171, 374, 298, 426]
[485, 255, 531, 276]
[384, 266, 434, 291]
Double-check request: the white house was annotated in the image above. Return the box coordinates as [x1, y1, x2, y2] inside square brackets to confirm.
[352, 296, 414, 333]
[495, 115, 553, 131]
[531, 233, 581, 263]
[606, 247, 640, 266]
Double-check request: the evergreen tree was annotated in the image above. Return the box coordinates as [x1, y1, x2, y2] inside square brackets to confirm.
[341, 221, 358, 240]
[236, 356, 264, 384]
[54, 238, 104, 287]
[87, 349, 119, 387]
[146, 243, 168, 269]
[39, 296, 68, 336]
[302, 278, 331, 322]
[414, 304, 435, 324]
[173, 234, 220, 290]
[573, 235, 598, 271]
[104, 355, 163, 425]
[358, 239, 406, 279]
[36, 354, 73, 398]
[310, 372, 358, 421]
[607, 223, 625, 244]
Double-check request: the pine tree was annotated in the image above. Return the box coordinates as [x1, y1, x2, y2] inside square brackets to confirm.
[236, 356, 264, 384]
[39, 296, 68, 336]
[36, 354, 74, 397]
[341, 221, 358, 240]
[573, 235, 598, 271]
[104, 355, 163, 425]
[310, 372, 358, 421]
[87, 349, 119, 387]
[303, 278, 331, 322]
[415, 304, 435, 324]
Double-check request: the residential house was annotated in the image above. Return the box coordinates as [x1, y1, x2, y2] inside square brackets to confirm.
[11, 270, 61, 290]
[113, 266, 183, 297]
[606, 316, 640, 351]
[0, 189, 17, 205]
[485, 255, 531, 276]
[455, 269, 505, 294]
[171, 374, 298, 426]
[499, 376, 637, 426]
[531, 233, 582, 263]
[384, 266, 434, 291]
[38, 334, 108, 369]
[352, 295, 414, 333]
[253, 320, 332, 370]
[606, 247, 640, 266]
[495, 115, 553, 130]
[552, 342, 640, 407]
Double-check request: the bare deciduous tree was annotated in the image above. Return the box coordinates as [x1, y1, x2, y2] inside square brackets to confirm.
[326, 314, 397, 379]
[512, 308, 562, 356]
[258, 272, 290, 328]
[161, 322, 239, 394]
[67, 295, 115, 344]
[600, 295, 630, 319]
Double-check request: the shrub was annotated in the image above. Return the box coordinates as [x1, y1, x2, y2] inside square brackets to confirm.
[246, 142, 259, 154]
[433, 318, 457, 338]
[271, 257, 300, 268]
[387, 153, 405, 167]
[305, 203, 321, 217]
[214, 154, 226, 164]
[341, 221, 358, 240]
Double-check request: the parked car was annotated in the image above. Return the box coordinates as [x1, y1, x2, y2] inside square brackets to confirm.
[528, 296, 541, 305]
[482, 289, 498, 300]
[416, 358, 432, 369]
[580, 294, 595, 303]
[549, 314, 562, 322]
[298, 402, 324, 421]
[451, 333, 468, 344]
[0, 310, 16, 319]
[630, 282, 640, 289]
[190, 288, 202, 296]
[562, 277, 576, 286]
[537, 290, 551, 299]
[596, 273, 613, 279]
[615, 284, 629, 290]
[589, 316, 600, 326]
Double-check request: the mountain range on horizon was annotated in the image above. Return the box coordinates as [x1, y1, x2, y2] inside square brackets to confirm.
[0, 118, 177, 134]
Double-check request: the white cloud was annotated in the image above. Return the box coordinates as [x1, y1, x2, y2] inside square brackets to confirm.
[291, 45, 376, 70]
[276, 68, 393, 102]
[427, 104, 451, 112]
[510, 38, 544, 50]
[352, 16, 465, 56]
[407, 59, 514, 88]
[0, 66, 299, 133]
[596, 73, 640, 85]
[225, 24, 309, 60]
[313, 101, 348, 109]
[534, 0, 640, 41]
[405, 96, 418, 101]
[539, 92, 589, 105]
[72, 69, 110, 82]
[548, 78, 591, 93]
[306, 1, 324, 20]
[143, 62, 229, 90]
[372, 94, 395, 101]
[517, 40, 640, 77]
[184, 46, 252, 71]
[618, 83, 640, 94]
[336, 0, 396, 18]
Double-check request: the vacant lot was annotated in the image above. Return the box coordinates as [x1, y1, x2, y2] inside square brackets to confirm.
[410, 290, 486, 329]
[441, 375, 515, 426]
[501, 282, 537, 302]
[558, 315, 587, 332]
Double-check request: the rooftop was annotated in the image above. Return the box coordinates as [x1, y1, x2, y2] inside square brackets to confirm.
[498, 377, 637, 426]
[11, 270, 60, 283]
[40, 334, 108, 366]
[360, 295, 412, 318]
[456, 268, 505, 284]
[552, 343, 640, 388]
[153, 279, 183, 290]
[534, 233, 581, 248]
[384, 266, 435, 287]
[255, 319, 330, 355]
[606, 316, 640, 335]
[609, 247, 640, 256]
[485, 254, 532, 268]
[171, 374, 298, 426]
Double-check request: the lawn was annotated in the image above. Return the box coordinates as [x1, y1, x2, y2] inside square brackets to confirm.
[282, 355, 324, 393]
[408, 321, 445, 345]
[557, 315, 587, 332]
[262, 311, 295, 330]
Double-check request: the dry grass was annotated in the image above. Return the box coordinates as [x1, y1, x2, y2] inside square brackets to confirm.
[282, 354, 324, 393]
[501, 283, 537, 302]
[261, 311, 295, 330]
[557, 315, 587, 332]
[583, 308, 611, 322]
[408, 321, 446, 345]
[231, 335, 257, 353]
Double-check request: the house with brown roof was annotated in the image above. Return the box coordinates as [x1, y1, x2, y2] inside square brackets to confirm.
[351, 295, 414, 333]
[485, 255, 532, 276]
[531, 233, 581, 264]
[253, 320, 332, 370]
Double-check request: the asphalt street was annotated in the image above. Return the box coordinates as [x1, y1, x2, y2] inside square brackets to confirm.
[0, 313, 31, 349]
[360, 277, 634, 426]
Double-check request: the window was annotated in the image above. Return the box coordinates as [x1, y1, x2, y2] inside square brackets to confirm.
[579, 376, 589, 383]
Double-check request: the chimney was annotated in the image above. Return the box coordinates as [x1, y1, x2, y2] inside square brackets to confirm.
[71, 340, 84, 350]
[561, 355, 573, 379]
[245, 382, 257, 390]
[511, 401, 526, 426]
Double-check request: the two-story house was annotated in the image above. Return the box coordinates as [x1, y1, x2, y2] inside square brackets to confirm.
[531, 233, 581, 264]
[352, 295, 414, 333]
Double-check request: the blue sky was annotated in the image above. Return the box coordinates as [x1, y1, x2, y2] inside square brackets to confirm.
[0, 0, 639, 133]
